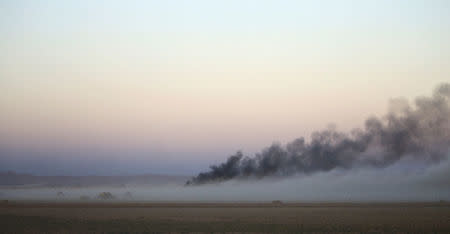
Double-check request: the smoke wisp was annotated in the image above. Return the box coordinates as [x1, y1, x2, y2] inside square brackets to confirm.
[187, 83, 450, 185]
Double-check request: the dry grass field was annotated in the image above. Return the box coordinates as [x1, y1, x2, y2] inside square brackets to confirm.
[1, 201, 450, 233]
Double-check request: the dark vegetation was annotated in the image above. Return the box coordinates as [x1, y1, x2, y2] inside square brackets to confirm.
[96, 192, 115, 200]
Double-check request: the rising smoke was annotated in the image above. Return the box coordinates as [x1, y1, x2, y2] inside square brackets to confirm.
[187, 83, 450, 185]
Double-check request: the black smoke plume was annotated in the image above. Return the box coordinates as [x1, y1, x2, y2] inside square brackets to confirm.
[186, 83, 450, 185]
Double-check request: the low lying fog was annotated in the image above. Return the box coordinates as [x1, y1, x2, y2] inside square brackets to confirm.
[1, 154, 449, 202]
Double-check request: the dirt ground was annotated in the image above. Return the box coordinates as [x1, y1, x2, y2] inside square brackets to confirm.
[1, 201, 450, 233]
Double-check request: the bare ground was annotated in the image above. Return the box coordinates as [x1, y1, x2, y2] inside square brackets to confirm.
[1, 201, 450, 233]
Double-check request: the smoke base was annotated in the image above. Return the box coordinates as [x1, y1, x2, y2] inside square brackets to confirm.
[1, 153, 449, 202]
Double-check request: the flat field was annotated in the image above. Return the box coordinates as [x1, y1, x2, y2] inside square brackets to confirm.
[1, 201, 450, 233]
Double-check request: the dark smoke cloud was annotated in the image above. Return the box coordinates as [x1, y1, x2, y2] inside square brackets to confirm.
[187, 83, 450, 185]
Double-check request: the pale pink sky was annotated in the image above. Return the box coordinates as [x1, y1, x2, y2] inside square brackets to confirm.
[1, 0, 449, 175]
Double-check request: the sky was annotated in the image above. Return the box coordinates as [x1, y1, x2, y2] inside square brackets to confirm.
[1, 0, 450, 175]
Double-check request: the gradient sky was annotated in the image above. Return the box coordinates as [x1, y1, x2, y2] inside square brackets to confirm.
[1, 0, 450, 175]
